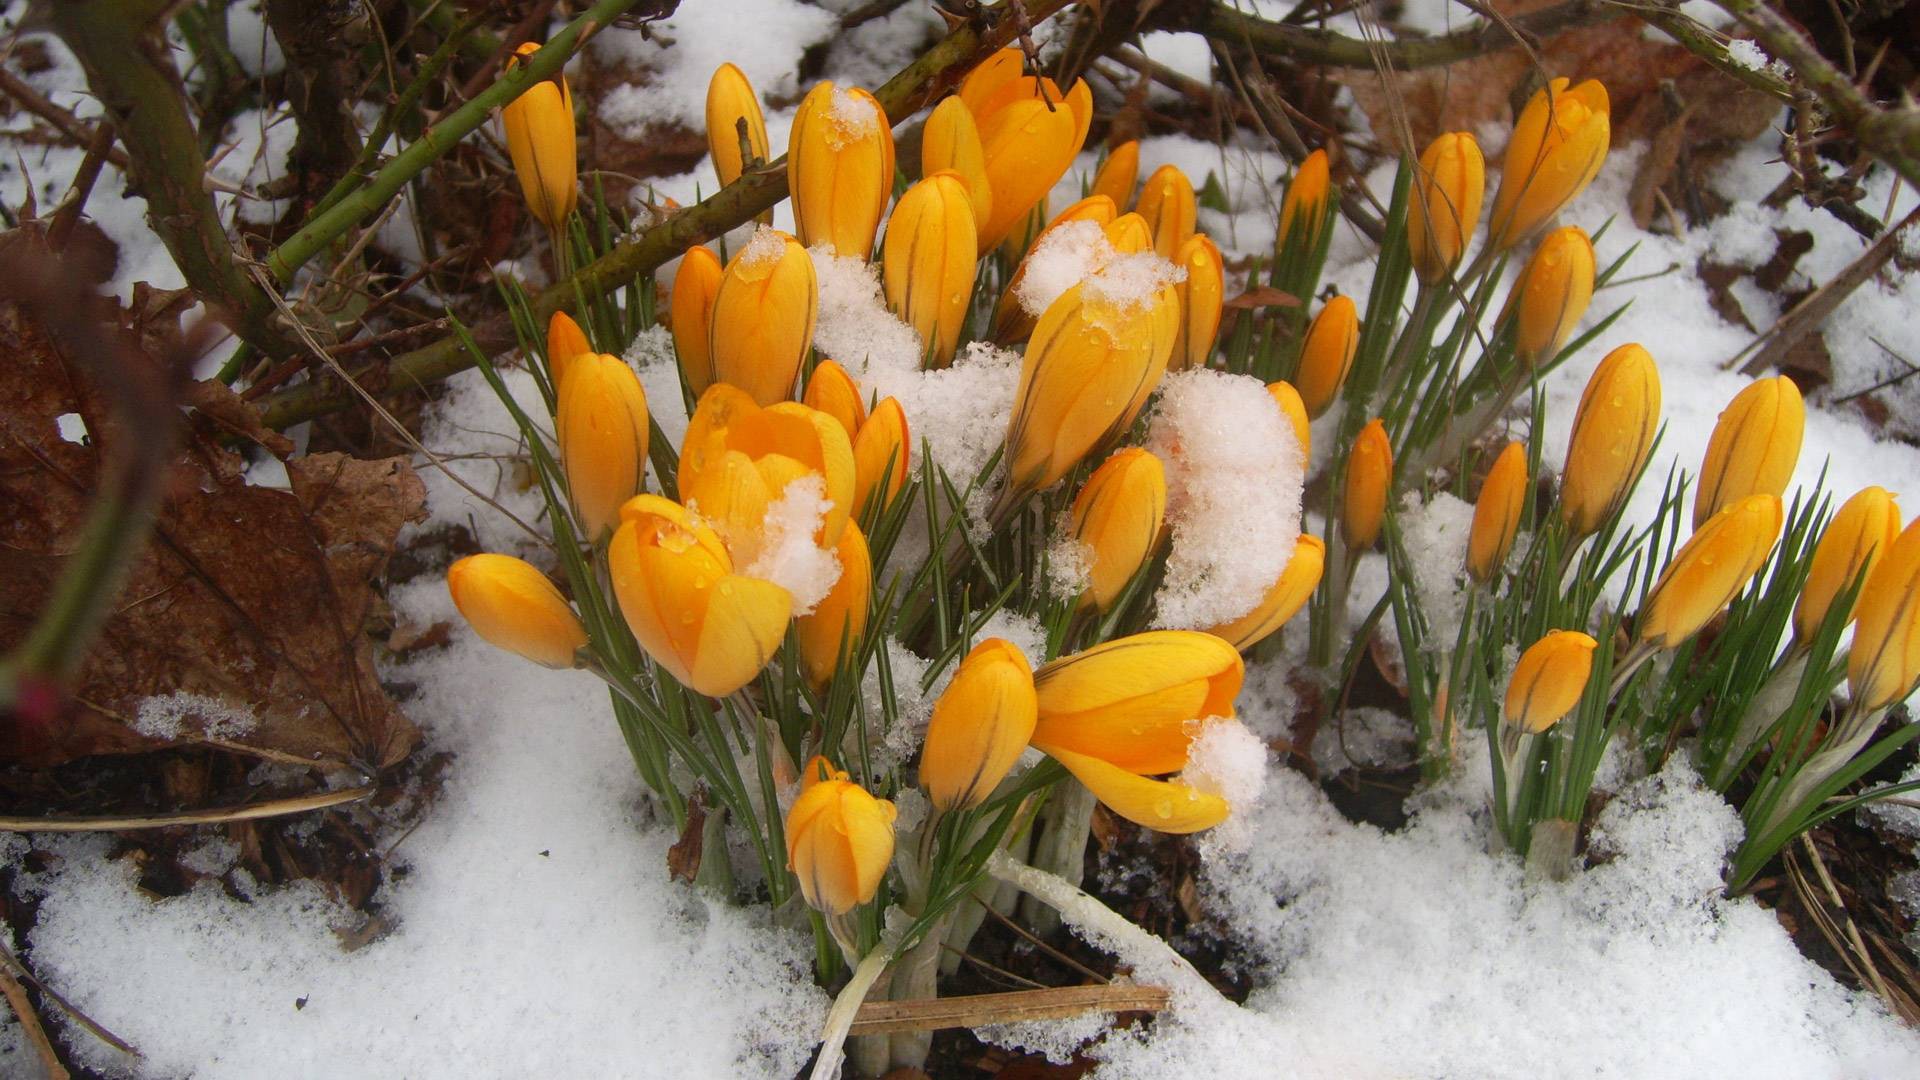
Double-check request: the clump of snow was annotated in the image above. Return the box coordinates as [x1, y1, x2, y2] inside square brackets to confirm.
[810, 247, 924, 374]
[866, 638, 935, 775]
[1081, 251, 1185, 311]
[1182, 718, 1270, 853]
[1861, 762, 1920, 838]
[1726, 38, 1769, 71]
[976, 1009, 1114, 1064]
[824, 85, 882, 143]
[968, 609, 1051, 672]
[1396, 490, 1477, 645]
[740, 475, 842, 614]
[133, 692, 259, 742]
[1310, 706, 1416, 777]
[1045, 531, 1094, 602]
[737, 225, 788, 269]
[1015, 220, 1114, 315]
[1147, 369, 1304, 629]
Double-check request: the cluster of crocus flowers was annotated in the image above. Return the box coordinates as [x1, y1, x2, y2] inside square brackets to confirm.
[500, 41, 577, 230]
[1489, 78, 1611, 249]
[1028, 631, 1241, 833]
[1504, 630, 1598, 734]
[789, 81, 896, 260]
[446, 554, 589, 669]
[785, 758, 897, 915]
[957, 49, 1093, 251]
[1559, 343, 1660, 538]
[1407, 131, 1484, 284]
[1693, 375, 1804, 529]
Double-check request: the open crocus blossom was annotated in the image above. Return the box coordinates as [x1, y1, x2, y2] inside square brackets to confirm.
[1091, 139, 1140, 209]
[545, 310, 591, 391]
[1847, 517, 1920, 712]
[785, 767, 897, 915]
[1069, 447, 1167, 612]
[1004, 277, 1180, 498]
[705, 62, 769, 192]
[1294, 294, 1360, 418]
[1504, 630, 1598, 733]
[1276, 148, 1331, 252]
[988, 194, 1118, 345]
[1171, 233, 1224, 372]
[789, 81, 895, 260]
[1030, 630, 1242, 775]
[921, 96, 993, 235]
[1343, 419, 1392, 550]
[795, 522, 871, 688]
[1508, 225, 1595, 363]
[960, 50, 1093, 251]
[1794, 486, 1901, 643]
[678, 384, 856, 562]
[1268, 380, 1310, 459]
[1135, 163, 1197, 261]
[447, 554, 587, 669]
[882, 171, 978, 368]
[708, 229, 816, 405]
[1560, 343, 1661, 538]
[609, 495, 793, 697]
[802, 359, 867, 441]
[1468, 441, 1528, 584]
[1407, 131, 1485, 284]
[1489, 78, 1610, 249]
[1639, 493, 1784, 649]
[852, 396, 911, 517]
[1204, 535, 1325, 652]
[500, 41, 576, 229]
[670, 245, 723, 397]
[1693, 375, 1804, 529]
[921, 638, 1039, 812]
[556, 353, 650, 543]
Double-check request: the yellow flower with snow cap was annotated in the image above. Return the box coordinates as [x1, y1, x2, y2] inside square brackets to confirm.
[678, 384, 855, 563]
[708, 230, 816, 406]
[788, 81, 895, 261]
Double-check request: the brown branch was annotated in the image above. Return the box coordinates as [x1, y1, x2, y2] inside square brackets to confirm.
[846, 983, 1169, 1036]
[256, 0, 1076, 431]
[1195, 0, 1620, 71]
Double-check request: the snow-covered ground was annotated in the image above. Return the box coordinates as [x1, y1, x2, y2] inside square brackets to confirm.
[7, 1, 1920, 1077]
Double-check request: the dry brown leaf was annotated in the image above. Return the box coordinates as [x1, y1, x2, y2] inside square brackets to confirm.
[0, 294, 422, 771]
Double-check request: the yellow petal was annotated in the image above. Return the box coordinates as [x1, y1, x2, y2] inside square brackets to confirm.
[1560, 343, 1661, 538]
[921, 638, 1039, 811]
[1407, 131, 1485, 283]
[1070, 447, 1167, 612]
[446, 554, 587, 668]
[670, 246, 724, 396]
[1503, 630, 1598, 733]
[1693, 375, 1804, 529]
[709, 231, 817, 405]
[1204, 535, 1325, 652]
[1639, 494, 1784, 649]
[1032, 631, 1242, 775]
[1294, 295, 1359, 419]
[921, 96, 993, 233]
[1342, 419, 1392, 550]
[1489, 79, 1611, 249]
[1508, 225, 1595, 362]
[882, 171, 978, 368]
[706, 62, 770, 189]
[803, 359, 868, 441]
[788, 82, 895, 260]
[852, 397, 910, 518]
[1467, 441, 1528, 584]
[1134, 164, 1196, 261]
[1849, 516, 1920, 711]
[1795, 486, 1901, 642]
[796, 523, 872, 687]
[989, 194, 1118, 345]
[1038, 744, 1229, 835]
[1090, 140, 1140, 210]
[557, 353, 649, 542]
[1171, 233, 1224, 372]
[545, 310, 591, 392]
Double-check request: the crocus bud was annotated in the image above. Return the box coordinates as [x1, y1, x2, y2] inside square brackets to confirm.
[803, 359, 867, 441]
[788, 81, 895, 260]
[447, 554, 587, 668]
[557, 353, 650, 542]
[1031, 630, 1243, 774]
[670, 245, 723, 396]
[921, 96, 993, 233]
[501, 42, 576, 229]
[882, 171, 978, 368]
[1407, 131, 1485, 284]
[1091, 139, 1140, 210]
[1135, 164, 1197, 261]
[1069, 448, 1167, 611]
[796, 522, 871, 688]
[989, 194, 1118, 345]
[1639, 494, 1784, 649]
[680, 385, 857, 560]
[1503, 630, 1598, 733]
[1039, 744, 1230, 834]
[785, 775, 897, 914]
[1268, 380, 1310, 460]
[921, 638, 1039, 811]
[1468, 441, 1528, 584]
[1795, 486, 1902, 643]
[963, 55, 1093, 250]
[1489, 78, 1610, 249]
[1847, 517, 1920, 712]
[1343, 419, 1392, 550]
[1204, 535, 1325, 651]
[1294, 295, 1360, 419]
[1693, 375, 1804, 530]
[1560, 343, 1660, 538]
[705, 62, 769, 190]
[1103, 211, 1156, 255]
[1171, 233, 1224, 372]
[1005, 279, 1179, 496]
[1509, 225, 1595, 362]
[1276, 149, 1332, 252]
[709, 229, 817, 405]
[546, 310, 591, 391]
[609, 495, 793, 697]
[852, 397, 910, 517]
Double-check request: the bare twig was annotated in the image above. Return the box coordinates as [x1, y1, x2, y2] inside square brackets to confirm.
[0, 944, 140, 1059]
[1730, 203, 1920, 374]
[0, 784, 375, 833]
[846, 984, 1169, 1036]
[0, 961, 67, 1080]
